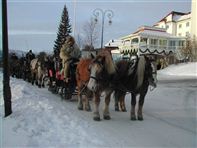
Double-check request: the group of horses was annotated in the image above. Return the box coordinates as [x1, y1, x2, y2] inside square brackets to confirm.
[9, 52, 49, 88]
[76, 50, 157, 121]
[10, 49, 157, 121]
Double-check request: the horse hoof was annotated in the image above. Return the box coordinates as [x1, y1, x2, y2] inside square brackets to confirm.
[122, 109, 127, 112]
[78, 106, 83, 110]
[138, 116, 144, 121]
[115, 107, 119, 112]
[93, 116, 101, 121]
[85, 107, 91, 112]
[130, 116, 137, 121]
[103, 115, 111, 120]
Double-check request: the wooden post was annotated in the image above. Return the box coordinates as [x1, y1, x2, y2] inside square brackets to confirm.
[2, 0, 12, 117]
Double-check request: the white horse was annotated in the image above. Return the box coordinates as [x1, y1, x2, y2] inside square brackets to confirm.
[30, 54, 48, 88]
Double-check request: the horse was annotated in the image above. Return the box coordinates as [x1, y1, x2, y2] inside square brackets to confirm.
[113, 55, 157, 120]
[30, 52, 48, 88]
[80, 50, 116, 121]
[9, 53, 21, 78]
[76, 58, 93, 111]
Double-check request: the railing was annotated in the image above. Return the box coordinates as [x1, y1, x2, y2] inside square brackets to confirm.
[119, 43, 184, 54]
[139, 44, 183, 51]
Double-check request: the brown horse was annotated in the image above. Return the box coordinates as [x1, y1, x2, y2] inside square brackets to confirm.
[82, 50, 116, 121]
[76, 58, 93, 111]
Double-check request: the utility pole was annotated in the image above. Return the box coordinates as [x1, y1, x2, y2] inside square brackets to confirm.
[2, 0, 12, 117]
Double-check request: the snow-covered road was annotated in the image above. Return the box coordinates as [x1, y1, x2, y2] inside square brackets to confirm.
[0, 62, 197, 147]
[0, 76, 196, 147]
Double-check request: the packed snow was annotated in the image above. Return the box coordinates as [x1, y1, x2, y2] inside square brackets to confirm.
[0, 62, 196, 147]
[158, 62, 197, 79]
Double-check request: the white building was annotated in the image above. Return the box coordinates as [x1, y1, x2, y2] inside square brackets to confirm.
[105, 3, 197, 62]
[120, 26, 185, 57]
[191, 0, 197, 38]
[106, 26, 185, 54]
[154, 11, 191, 37]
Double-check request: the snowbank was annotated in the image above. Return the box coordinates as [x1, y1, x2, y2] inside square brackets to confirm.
[158, 62, 197, 80]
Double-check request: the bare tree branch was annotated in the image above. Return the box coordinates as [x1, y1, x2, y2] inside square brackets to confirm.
[82, 17, 99, 48]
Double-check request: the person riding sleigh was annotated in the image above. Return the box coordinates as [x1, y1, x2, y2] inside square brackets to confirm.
[59, 35, 81, 83]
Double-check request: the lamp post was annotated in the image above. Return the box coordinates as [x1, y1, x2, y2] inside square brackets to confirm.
[2, 0, 12, 117]
[93, 8, 114, 49]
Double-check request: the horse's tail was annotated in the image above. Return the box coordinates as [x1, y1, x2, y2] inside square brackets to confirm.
[136, 56, 145, 89]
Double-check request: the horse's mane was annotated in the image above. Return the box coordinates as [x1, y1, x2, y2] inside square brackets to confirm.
[97, 50, 116, 75]
[116, 60, 129, 78]
[76, 58, 92, 82]
[136, 56, 145, 89]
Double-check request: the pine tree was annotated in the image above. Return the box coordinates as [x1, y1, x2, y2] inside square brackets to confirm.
[53, 5, 72, 56]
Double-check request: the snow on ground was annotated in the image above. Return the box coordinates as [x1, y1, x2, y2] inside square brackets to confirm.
[158, 62, 197, 80]
[0, 62, 196, 147]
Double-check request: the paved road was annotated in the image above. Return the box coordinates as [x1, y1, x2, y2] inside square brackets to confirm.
[158, 78, 197, 88]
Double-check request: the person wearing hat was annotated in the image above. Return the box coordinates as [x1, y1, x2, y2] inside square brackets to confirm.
[59, 35, 81, 82]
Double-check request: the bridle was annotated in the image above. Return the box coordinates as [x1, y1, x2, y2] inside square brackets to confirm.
[89, 59, 107, 82]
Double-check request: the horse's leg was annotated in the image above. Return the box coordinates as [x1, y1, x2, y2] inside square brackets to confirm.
[31, 71, 35, 85]
[120, 93, 127, 112]
[38, 77, 41, 88]
[114, 90, 120, 111]
[138, 94, 145, 121]
[41, 74, 45, 88]
[130, 93, 137, 120]
[84, 96, 91, 111]
[103, 90, 112, 120]
[77, 92, 83, 110]
[35, 72, 39, 86]
[138, 89, 148, 121]
[93, 92, 101, 121]
[37, 68, 41, 88]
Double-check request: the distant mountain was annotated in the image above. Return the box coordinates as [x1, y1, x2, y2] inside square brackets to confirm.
[9, 49, 27, 58]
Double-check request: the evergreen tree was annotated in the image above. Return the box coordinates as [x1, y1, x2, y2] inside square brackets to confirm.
[53, 5, 72, 56]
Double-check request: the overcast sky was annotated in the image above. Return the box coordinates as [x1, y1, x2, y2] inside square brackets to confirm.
[4, 0, 191, 53]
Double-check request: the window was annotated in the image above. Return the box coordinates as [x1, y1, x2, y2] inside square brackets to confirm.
[166, 25, 169, 29]
[131, 38, 139, 44]
[159, 40, 167, 46]
[178, 41, 184, 46]
[179, 24, 182, 28]
[140, 37, 147, 43]
[186, 22, 189, 27]
[150, 39, 157, 45]
[186, 32, 190, 37]
[169, 40, 176, 46]
[178, 33, 182, 36]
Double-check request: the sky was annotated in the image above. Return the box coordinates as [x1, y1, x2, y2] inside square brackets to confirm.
[3, 0, 192, 53]
[0, 62, 196, 147]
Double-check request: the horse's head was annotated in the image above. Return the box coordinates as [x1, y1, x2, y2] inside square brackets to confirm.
[145, 56, 157, 88]
[87, 55, 106, 91]
[87, 50, 116, 92]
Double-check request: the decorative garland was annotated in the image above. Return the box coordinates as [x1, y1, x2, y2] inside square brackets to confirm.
[120, 48, 174, 56]
[139, 48, 173, 56]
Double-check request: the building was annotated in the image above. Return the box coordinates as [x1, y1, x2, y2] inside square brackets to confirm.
[154, 11, 191, 37]
[105, 25, 186, 67]
[105, 2, 197, 64]
[121, 26, 185, 62]
[191, 0, 197, 38]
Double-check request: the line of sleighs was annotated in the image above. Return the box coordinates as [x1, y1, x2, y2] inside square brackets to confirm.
[9, 50, 157, 121]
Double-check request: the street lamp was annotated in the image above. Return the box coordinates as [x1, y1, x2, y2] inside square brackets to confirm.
[2, 0, 12, 117]
[93, 8, 114, 49]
